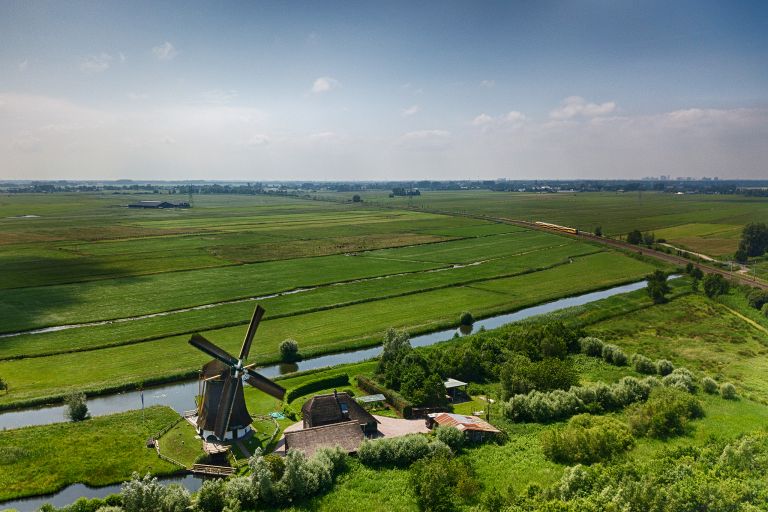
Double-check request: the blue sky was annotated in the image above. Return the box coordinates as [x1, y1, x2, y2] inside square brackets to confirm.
[1, 0, 767, 180]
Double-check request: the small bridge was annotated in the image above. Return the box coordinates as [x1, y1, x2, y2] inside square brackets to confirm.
[191, 463, 234, 476]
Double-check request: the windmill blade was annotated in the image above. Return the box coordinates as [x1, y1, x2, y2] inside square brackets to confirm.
[239, 305, 265, 361]
[189, 334, 237, 367]
[244, 368, 286, 400]
[214, 373, 240, 439]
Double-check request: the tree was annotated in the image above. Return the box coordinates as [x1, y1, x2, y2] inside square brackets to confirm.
[594, 226, 602, 237]
[702, 273, 729, 298]
[352, 194, 362, 202]
[377, 328, 412, 389]
[646, 270, 670, 304]
[626, 229, 643, 245]
[643, 232, 656, 247]
[458, 311, 474, 326]
[0, 376, 7, 393]
[410, 455, 480, 512]
[65, 391, 90, 422]
[279, 339, 300, 362]
[738, 222, 768, 258]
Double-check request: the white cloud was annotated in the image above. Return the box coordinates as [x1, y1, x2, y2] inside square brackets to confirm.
[401, 105, 421, 117]
[197, 89, 238, 104]
[245, 134, 270, 146]
[80, 53, 113, 73]
[471, 113, 494, 126]
[471, 111, 527, 128]
[311, 76, 340, 93]
[127, 92, 149, 101]
[152, 42, 178, 61]
[550, 96, 616, 120]
[18, 59, 28, 72]
[119, 52, 126, 63]
[480, 79, 495, 88]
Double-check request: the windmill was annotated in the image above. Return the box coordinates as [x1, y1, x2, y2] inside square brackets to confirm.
[189, 305, 285, 441]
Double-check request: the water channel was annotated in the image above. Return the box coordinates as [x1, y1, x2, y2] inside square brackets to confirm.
[0, 277, 658, 511]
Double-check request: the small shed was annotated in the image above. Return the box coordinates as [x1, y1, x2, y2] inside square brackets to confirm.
[443, 378, 468, 401]
[284, 421, 364, 457]
[427, 413, 501, 443]
[355, 393, 386, 409]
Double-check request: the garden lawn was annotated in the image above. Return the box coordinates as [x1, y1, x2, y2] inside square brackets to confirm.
[0, 406, 180, 501]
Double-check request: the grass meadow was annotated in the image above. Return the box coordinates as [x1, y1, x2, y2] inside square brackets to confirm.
[0, 406, 181, 501]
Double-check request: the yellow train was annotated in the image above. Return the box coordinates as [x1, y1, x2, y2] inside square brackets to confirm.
[534, 221, 579, 235]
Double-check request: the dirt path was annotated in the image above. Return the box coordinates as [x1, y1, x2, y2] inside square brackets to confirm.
[720, 304, 768, 336]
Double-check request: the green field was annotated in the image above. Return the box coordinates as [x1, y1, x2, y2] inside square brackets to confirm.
[0, 406, 181, 501]
[319, 190, 768, 258]
[0, 193, 665, 410]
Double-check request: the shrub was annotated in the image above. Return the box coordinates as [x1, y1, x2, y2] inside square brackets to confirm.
[459, 311, 474, 326]
[720, 382, 738, 400]
[65, 391, 90, 422]
[500, 356, 578, 397]
[95, 507, 123, 512]
[663, 367, 698, 393]
[120, 473, 165, 512]
[279, 339, 299, 362]
[284, 373, 350, 403]
[601, 344, 627, 366]
[358, 434, 434, 468]
[631, 354, 657, 374]
[410, 455, 480, 512]
[161, 484, 190, 512]
[541, 414, 635, 464]
[223, 476, 258, 511]
[703, 273, 730, 298]
[747, 289, 768, 310]
[762, 303, 768, 318]
[580, 337, 604, 357]
[655, 359, 674, 376]
[434, 426, 465, 451]
[428, 439, 454, 460]
[0, 376, 7, 393]
[557, 464, 595, 500]
[627, 386, 704, 438]
[612, 376, 653, 406]
[702, 377, 719, 394]
[194, 479, 227, 512]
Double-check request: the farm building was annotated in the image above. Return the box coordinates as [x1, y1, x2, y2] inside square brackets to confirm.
[427, 413, 501, 443]
[284, 421, 364, 457]
[302, 390, 378, 435]
[128, 200, 190, 209]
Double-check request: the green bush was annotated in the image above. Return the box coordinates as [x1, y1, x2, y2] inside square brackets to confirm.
[357, 434, 434, 468]
[703, 273, 730, 298]
[663, 367, 698, 393]
[120, 473, 166, 512]
[284, 373, 350, 403]
[279, 339, 299, 362]
[579, 337, 604, 357]
[433, 426, 465, 451]
[655, 359, 675, 376]
[541, 414, 635, 464]
[65, 391, 90, 422]
[410, 455, 480, 512]
[356, 374, 413, 417]
[702, 376, 719, 394]
[627, 386, 704, 438]
[500, 355, 578, 397]
[631, 354, 657, 374]
[194, 479, 226, 512]
[601, 344, 627, 366]
[762, 303, 768, 318]
[459, 311, 474, 326]
[720, 382, 738, 400]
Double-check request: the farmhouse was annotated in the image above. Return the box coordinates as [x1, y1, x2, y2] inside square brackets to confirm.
[128, 200, 190, 209]
[427, 412, 501, 443]
[302, 390, 378, 435]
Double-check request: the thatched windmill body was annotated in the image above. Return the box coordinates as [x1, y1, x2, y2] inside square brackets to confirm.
[189, 305, 285, 441]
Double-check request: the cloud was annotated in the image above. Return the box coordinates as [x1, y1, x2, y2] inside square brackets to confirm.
[197, 89, 238, 104]
[18, 59, 28, 72]
[471, 111, 527, 128]
[119, 52, 126, 63]
[127, 92, 149, 101]
[311, 76, 340, 93]
[480, 79, 495, 88]
[471, 113, 494, 126]
[245, 134, 270, 146]
[549, 96, 616, 120]
[152, 42, 178, 61]
[80, 53, 113, 73]
[401, 105, 421, 117]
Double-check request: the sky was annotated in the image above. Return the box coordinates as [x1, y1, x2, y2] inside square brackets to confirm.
[1, 0, 767, 181]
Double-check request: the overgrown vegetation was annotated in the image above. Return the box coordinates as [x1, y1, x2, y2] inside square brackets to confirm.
[541, 414, 634, 464]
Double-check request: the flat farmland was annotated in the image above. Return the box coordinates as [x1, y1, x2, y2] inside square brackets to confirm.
[0, 193, 662, 409]
[322, 190, 768, 257]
